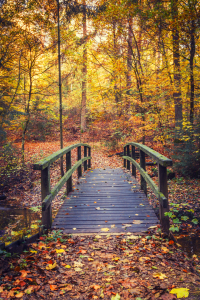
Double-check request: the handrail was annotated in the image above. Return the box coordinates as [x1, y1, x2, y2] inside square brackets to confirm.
[33, 143, 91, 170]
[33, 143, 91, 229]
[123, 143, 172, 233]
[124, 142, 172, 167]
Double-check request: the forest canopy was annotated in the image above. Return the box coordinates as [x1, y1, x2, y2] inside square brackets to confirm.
[0, 0, 200, 177]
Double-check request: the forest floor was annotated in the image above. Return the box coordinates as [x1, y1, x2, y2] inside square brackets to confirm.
[0, 126, 200, 299]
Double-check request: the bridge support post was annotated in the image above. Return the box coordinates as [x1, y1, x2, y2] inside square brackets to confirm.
[66, 151, 72, 194]
[158, 164, 169, 233]
[88, 147, 91, 168]
[84, 146, 87, 171]
[131, 145, 136, 177]
[127, 145, 130, 170]
[77, 146, 82, 178]
[140, 150, 147, 195]
[123, 147, 126, 168]
[41, 166, 52, 229]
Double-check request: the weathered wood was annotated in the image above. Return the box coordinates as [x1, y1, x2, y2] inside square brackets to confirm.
[127, 145, 130, 170]
[41, 166, 51, 229]
[52, 168, 158, 232]
[77, 146, 82, 178]
[124, 147, 126, 168]
[42, 156, 91, 211]
[66, 151, 72, 194]
[158, 164, 169, 233]
[140, 150, 147, 196]
[84, 146, 87, 171]
[88, 147, 91, 168]
[33, 143, 91, 170]
[124, 142, 172, 167]
[132, 145, 136, 177]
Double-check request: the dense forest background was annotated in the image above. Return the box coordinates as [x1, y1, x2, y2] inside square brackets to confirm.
[0, 0, 200, 180]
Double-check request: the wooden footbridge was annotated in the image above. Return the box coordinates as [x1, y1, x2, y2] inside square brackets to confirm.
[33, 143, 172, 234]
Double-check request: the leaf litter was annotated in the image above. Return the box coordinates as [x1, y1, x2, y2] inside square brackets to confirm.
[0, 228, 200, 299]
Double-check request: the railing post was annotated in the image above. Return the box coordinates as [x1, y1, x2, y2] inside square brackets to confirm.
[84, 146, 87, 171]
[124, 146, 126, 168]
[158, 164, 169, 233]
[66, 151, 72, 194]
[77, 146, 82, 178]
[88, 147, 91, 168]
[131, 145, 136, 177]
[41, 166, 51, 229]
[127, 145, 130, 170]
[140, 150, 147, 195]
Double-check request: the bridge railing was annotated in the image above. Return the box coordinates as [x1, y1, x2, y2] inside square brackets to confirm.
[33, 143, 91, 229]
[123, 143, 172, 233]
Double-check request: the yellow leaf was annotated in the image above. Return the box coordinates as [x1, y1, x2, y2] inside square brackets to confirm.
[56, 249, 65, 253]
[46, 262, 57, 270]
[170, 288, 189, 298]
[30, 250, 37, 254]
[111, 224, 115, 228]
[153, 272, 167, 279]
[65, 265, 71, 268]
[112, 257, 120, 261]
[15, 292, 24, 298]
[95, 235, 101, 239]
[88, 258, 94, 261]
[101, 228, 109, 232]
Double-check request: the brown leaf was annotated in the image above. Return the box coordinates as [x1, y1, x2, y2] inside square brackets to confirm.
[15, 292, 24, 298]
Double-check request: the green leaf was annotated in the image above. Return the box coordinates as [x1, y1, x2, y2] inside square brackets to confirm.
[191, 218, 198, 225]
[181, 216, 189, 221]
[173, 218, 181, 224]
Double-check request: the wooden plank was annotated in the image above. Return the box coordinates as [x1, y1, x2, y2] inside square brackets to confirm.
[52, 168, 158, 233]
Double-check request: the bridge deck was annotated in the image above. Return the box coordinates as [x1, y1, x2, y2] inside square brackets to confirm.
[52, 168, 159, 234]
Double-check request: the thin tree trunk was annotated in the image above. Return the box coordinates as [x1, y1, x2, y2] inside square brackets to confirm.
[171, 0, 182, 129]
[127, 17, 132, 92]
[189, 19, 195, 125]
[57, 0, 64, 176]
[22, 73, 32, 165]
[81, 0, 87, 132]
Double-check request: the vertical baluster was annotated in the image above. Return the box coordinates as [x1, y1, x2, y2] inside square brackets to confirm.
[158, 164, 169, 233]
[132, 145, 136, 177]
[77, 146, 82, 178]
[140, 150, 147, 195]
[84, 146, 87, 171]
[124, 146, 126, 168]
[88, 147, 91, 168]
[66, 151, 72, 194]
[127, 145, 130, 170]
[41, 166, 51, 229]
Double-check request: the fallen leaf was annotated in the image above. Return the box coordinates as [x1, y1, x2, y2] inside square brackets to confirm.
[73, 228, 76, 230]
[111, 293, 120, 300]
[96, 207, 101, 210]
[153, 273, 167, 280]
[15, 292, 24, 298]
[74, 267, 82, 272]
[132, 220, 142, 224]
[111, 224, 115, 228]
[170, 288, 189, 298]
[95, 235, 101, 239]
[129, 235, 139, 240]
[62, 284, 73, 291]
[101, 228, 109, 232]
[88, 258, 94, 261]
[46, 262, 57, 270]
[50, 285, 58, 291]
[56, 249, 65, 253]
[20, 270, 28, 278]
[93, 284, 101, 290]
[65, 265, 71, 268]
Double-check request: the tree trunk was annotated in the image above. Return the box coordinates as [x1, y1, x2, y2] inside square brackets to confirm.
[189, 19, 195, 125]
[127, 16, 133, 94]
[171, 0, 182, 129]
[22, 73, 32, 165]
[81, 0, 87, 132]
[57, 0, 64, 176]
